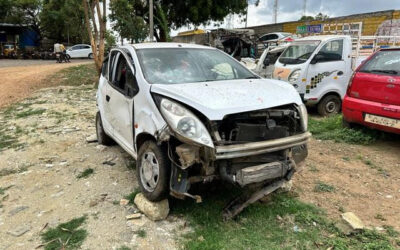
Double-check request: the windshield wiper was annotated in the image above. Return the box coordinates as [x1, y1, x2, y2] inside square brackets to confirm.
[369, 69, 398, 75]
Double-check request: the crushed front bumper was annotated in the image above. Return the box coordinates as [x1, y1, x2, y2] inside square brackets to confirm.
[214, 132, 312, 160]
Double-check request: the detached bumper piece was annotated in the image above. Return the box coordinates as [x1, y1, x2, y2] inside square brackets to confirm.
[236, 161, 290, 186]
[214, 132, 311, 159]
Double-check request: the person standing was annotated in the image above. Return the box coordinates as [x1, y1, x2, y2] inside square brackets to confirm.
[60, 43, 70, 63]
[54, 43, 62, 63]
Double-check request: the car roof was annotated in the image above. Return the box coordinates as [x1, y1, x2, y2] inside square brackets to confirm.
[128, 42, 215, 50]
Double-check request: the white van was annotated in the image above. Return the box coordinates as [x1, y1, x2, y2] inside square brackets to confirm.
[272, 35, 354, 116]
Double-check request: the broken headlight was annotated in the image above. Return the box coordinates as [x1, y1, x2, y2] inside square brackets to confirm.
[160, 98, 214, 148]
[299, 104, 308, 131]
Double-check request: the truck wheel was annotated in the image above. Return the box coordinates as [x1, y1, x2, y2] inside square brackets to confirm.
[317, 95, 341, 116]
[96, 112, 114, 145]
[137, 141, 170, 201]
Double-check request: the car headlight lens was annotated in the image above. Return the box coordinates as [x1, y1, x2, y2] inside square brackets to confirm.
[288, 69, 301, 84]
[299, 104, 308, 131]
[160, 98, 214, 148]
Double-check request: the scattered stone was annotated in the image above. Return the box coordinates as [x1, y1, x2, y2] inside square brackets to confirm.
[134, 193, 169, 221]
[86, 135, 97, 143]
[126, 213, 142, 220]
[96, 145, 107, 152]
[385, 195, 393, 199]
[45, 164, 54, 168]
[277, 180, 293, 193]
[9, 206, 29, 216]
[7, 225, 31, 237]
[341, 212, 364, 230]
[120, 199, 129, 206]
[276, 215, 283, 221]
[197, 236, 205, 242]
[335, 221, 353, 235]
[51, 191, 64, 198]
[89, 200, 99, 207]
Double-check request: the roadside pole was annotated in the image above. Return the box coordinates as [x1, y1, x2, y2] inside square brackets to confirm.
[149, 0, 154, 41]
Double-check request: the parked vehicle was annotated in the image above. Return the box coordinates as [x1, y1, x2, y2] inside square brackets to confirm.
[259, 32, 296, 44]
[66, 44, 93, 59]
[272, 35, 357, 116]
[343, 48, 400, 134]
[96, 43, 310, 217]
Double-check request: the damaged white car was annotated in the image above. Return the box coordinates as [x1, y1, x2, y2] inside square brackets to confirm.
[96, 43, 311, 218]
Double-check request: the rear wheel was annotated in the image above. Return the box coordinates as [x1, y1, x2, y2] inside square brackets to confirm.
[88, 53, 94, 59]
[317, 95, 341, 116]
[137, 141, 170, 201]
[96, 112, 114, 145]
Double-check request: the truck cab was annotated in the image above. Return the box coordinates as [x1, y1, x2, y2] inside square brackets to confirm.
[273, 35, 353, 116]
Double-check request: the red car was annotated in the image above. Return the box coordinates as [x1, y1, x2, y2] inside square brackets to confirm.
[342, 48, 400, 134]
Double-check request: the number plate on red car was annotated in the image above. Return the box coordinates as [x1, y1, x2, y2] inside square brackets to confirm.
[364, 114, 400, 129]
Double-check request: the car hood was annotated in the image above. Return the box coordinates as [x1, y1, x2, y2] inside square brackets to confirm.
[151, 79, 302, 120]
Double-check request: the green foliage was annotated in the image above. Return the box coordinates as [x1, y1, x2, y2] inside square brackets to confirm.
[109, 0, 248, 42]
[77, 168, 94, 179]
[40, 0, 88, 44]
[299, 12, 329, 21]
[314, 181, 336, 193]
[56, 64, 98, 86]
[135, 229, 147, 238]
[124, 189, 140, 205]
[41, 216, 87, 250]
[308, 115, 384, 145]
[172, 185, 398, 249]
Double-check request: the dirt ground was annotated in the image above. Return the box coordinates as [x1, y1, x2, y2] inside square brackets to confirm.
[0, 64, 399, 249]
[0, 60, 91, 108]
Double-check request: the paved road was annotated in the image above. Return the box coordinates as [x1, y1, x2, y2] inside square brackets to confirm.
[0, 59, 92, 68]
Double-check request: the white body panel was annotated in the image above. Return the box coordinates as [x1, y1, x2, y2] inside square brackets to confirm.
[273, 35, 353, 104]
[97, 43, 303, 159]
[67, 44, 93, 58]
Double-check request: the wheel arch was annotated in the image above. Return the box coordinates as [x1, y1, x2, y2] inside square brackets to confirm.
[135, 132, 157, 152]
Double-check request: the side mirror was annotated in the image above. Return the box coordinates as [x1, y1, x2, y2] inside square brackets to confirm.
[263, 57, 271, 67]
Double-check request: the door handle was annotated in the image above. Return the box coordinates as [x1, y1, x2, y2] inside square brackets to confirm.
[337, 71, 344, 76]
[106, 95, 110, 102]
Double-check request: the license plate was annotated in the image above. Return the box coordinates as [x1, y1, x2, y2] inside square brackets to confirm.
[364, 114, 400, 129]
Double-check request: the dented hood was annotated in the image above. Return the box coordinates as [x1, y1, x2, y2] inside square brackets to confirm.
[150, 79, 302, 120]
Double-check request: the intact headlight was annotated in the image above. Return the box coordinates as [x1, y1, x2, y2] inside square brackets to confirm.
[160, 98, 214, 148]
[299, 104, 308, 131]
[288, 69, 301, 84]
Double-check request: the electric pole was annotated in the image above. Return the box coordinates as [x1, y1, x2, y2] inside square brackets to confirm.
[149, 0, 154, 41]
[273, 0, 278, 24]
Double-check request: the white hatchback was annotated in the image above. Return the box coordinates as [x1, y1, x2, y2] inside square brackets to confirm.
[66, 44, 93, 59]
[96, 43, 310, 215]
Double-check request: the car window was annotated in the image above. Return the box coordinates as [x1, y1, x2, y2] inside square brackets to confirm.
[108, 51, 119, 81]
[316, 39, 343, 62]
[109, 52, 139, 97]
[360, 50, 400, 75]
[72, 46, 80, 50]
[136, 48, 256, 85]
[84, 45, 91, 49]
[279, 40, 321, 64]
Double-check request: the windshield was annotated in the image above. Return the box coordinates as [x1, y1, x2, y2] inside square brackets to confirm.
[136, 48, 257, 84]
[359, 50, 400, 75]
[279, 40, 321, 64]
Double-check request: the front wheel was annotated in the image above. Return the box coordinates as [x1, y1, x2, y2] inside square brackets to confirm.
[137, 141, 170, 201]
[317, 95, 341, 116]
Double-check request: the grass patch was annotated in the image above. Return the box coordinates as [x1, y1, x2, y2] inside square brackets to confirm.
[0, 166, 28, 178]
[15, 108, 46, 118]
[314, 181, 336, 193]
[41, 216, 87, 250]
[124, 189, 140, 205]
[76, 168, 94, 179]
[135, 229, 147, 238]
[117, 246, 131, 250]
[56, 64, 97, 86]
[308, 115, 385, 145]
[0, 185, 12, 195]
[172, 185, 398, 249]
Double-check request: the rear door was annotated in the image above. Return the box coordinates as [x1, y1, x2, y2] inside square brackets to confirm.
[355, 49, 400, 105]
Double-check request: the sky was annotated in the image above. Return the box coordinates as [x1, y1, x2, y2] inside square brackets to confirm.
[171, 0, 400, 35]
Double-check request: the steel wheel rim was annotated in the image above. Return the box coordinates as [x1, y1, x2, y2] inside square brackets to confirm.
[326, 101, 337, 113]
[140, 151, 159, 192]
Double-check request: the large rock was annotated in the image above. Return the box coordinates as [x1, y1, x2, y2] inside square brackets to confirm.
[341, 212, 364, 230]
[134, 193, 169, 221]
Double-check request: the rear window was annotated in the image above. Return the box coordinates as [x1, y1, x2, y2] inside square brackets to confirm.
[360, 50, 400, 75]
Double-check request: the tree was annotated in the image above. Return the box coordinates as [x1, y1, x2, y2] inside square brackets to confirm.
[82, 0, 107, 74]
[40, 0, 88, 44]
[299, 12, 329, 22]
[109, 0, 248, 42]
[1, 0, 42, 41]
[109, 0, 148, 43]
